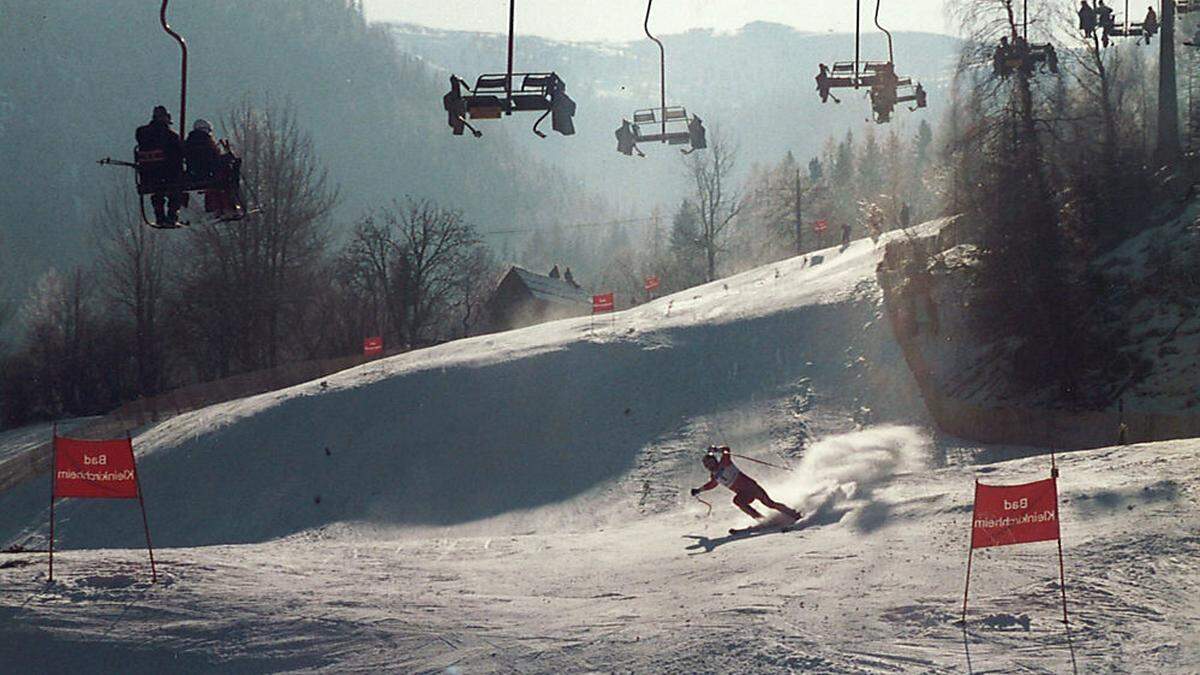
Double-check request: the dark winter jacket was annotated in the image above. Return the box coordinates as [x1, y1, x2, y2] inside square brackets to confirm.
[135, 120, 183, 181]
[185, 129, 222, 180]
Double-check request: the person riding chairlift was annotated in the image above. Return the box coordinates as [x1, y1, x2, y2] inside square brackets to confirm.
[184, 118, 241, 220]
[1096, 0, 1115, 46]
[135, 105, 185, 226]
[1142, 5, 1158, 44]
[1079, 1, 1098, 38]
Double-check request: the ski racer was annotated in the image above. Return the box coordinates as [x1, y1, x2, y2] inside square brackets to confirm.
[690, 446, 801, 521]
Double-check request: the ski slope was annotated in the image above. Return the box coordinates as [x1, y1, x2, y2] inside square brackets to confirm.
[1, 224, 1197, 673]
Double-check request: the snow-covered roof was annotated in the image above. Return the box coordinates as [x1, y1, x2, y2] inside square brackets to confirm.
[508, 266, 590, 308]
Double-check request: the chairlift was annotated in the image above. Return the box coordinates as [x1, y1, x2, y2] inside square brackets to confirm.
[813, 0, 926, 124]
[1096, 0, 1161, 45]
[1179, 0, 1199, 13]
[97, 0, 246, 229]
[615, 0, 707, 156]
[992, 36, 1060, 77]
[443, 0, 576, 138]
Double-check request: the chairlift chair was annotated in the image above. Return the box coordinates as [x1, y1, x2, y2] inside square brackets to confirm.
[814, 0, 926, 124]
[615, 0, 707, 156]
[96, 0, 246, 229]
[445, 71, 576, 138]
[992, 38, 1059, 77]
[443, 1, 576, 138]
[1098, 1, 1161, 44]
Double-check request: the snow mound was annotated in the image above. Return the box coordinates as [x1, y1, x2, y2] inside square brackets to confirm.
[0, 227, 940, 550]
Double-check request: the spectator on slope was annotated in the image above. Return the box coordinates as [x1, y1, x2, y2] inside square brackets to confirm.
[841, 222, 853, 249]
[690, 446, 801, 522]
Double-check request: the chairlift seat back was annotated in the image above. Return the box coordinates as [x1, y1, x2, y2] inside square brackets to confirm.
[466, 96, 504, 119]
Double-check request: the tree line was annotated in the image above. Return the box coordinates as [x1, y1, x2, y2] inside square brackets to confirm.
[0, 100, 497, 429]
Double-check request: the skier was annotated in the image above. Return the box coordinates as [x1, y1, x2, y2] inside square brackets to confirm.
[690, 446, 801, 523]
[135, 105, 185, 226]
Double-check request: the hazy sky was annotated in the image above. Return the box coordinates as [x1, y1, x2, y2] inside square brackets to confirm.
[361, 1, 956, 42]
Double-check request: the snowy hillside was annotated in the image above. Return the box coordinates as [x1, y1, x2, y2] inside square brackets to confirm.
[1, 223, 1197, 673]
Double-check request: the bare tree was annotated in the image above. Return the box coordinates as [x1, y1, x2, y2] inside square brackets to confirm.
[95, 183, 168, 397]
[174, 99, 338, 376]
[681, 126, 745, 282]
[386, 198, 479, 345]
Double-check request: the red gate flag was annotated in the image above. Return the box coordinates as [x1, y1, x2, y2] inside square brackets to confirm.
[53, 436, 139, 499]
[644, 275, 660, 292]
[592, 292, 615, 313]
[970, 478, 1060, 549]
[813, 219, 828, 233]
[363, 336, 383, 357]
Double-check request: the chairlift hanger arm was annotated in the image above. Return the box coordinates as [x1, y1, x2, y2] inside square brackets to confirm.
[873, 0, 894, 64]
[159, 0, 187, 136]
[645, 0, 666, 138]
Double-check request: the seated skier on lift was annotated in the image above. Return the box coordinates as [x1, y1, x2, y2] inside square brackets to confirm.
[815, 63, 840, 104]
[135, 105, 185, 226]
[1079, 1, 1097, 38]
[690, 446, 801, 522]
[184, 118, 242, 220]
[1142, 5, 1158, 43]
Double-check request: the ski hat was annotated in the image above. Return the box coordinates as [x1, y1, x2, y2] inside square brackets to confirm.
[152, 105, 171, 123]
[193, 118, 213, 134]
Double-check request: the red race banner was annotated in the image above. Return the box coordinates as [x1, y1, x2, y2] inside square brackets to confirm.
[592, 293, 615, 313]
[363, 336, 383, 357]
[53, 436, 139, 499]
[644, 275, 660, 292]
[813, 219, 828, 233]
[970, 478, 1060, 549]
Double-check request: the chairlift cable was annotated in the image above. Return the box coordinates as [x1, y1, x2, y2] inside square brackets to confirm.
[644, 0, 667, 139]
[479, 215, 658, 237]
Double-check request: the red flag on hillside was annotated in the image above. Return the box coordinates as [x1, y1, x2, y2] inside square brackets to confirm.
[53, 436, 139, 499]
[813, 219, 828, 233]
[363, 336, 383, 357]
[644, 275, 660, 292]
[592, 293, 614, 313]
[50, 433, 156, 583]
[970, 478, 1060, 549]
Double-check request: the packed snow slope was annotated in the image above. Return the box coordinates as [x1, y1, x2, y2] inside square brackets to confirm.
[0, 225, 932, 550]
[1, 221, 1196, 673]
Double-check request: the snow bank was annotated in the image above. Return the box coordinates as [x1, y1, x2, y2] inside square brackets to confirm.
[0, 227, 938, 550]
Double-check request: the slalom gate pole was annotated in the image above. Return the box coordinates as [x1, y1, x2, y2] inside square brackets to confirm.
[961, 480, 979, 626]
[48, 425, 56, 583]
[130, 432, 157, 583]
[1052, 452, 1078, 674]
[730, 453, 792, 472]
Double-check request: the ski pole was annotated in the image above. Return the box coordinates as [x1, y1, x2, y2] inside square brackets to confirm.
[694, 494, 712, 517]
[731, 453, 793, 472]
